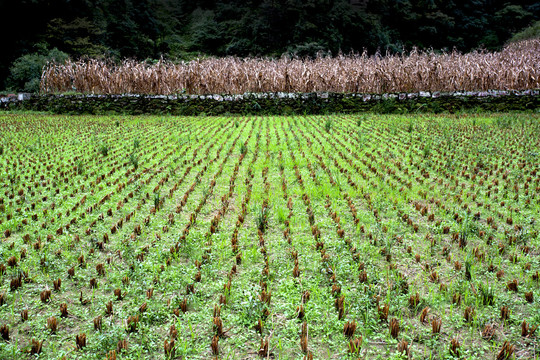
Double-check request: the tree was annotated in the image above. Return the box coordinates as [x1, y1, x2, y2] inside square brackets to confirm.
[508, 20, 540, 42]
[7, 47, 69, 93]
[46, 17, 108, 57]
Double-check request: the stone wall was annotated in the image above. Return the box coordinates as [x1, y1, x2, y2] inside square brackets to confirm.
[1, 90, 539, 115]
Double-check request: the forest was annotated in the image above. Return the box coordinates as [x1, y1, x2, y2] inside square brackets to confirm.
[1, 2, 540, 360]
[2, 0, 539, 92]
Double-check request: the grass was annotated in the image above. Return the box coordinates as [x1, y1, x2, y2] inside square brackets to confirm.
[0, 113, 538, 359]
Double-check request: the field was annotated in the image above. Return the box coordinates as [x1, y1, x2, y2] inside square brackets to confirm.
[41, 40, 540, 95]
[0, 113, 539, 360]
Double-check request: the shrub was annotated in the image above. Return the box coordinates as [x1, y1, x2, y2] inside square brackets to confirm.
[7, 47, 68, 93]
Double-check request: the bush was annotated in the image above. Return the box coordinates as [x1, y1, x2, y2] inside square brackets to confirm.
[7, 47, 68, 93]
[508, 21, 540, 43]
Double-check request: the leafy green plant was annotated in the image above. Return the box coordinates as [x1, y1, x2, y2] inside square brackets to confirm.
[7, 46, 68, 93]
[324, 119, 332, 132]
[239, 143, 247, 155]
[256, 206, 269, 233]
[479, 283, 494, 306]
[422, 141, 432, 158]
[76, 160, 83, 175]
[465, 260, 472, 281]
[276, 207, 286, 224]
[496, 116, 513, 128]
[129, 153, 139, 169]
[154, 192, 160, 210]
[99, 143, 109, 156]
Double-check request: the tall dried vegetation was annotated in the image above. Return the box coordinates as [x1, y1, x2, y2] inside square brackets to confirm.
[41, 40, 540, 95]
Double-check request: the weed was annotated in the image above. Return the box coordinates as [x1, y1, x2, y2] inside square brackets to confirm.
[154, 192, 160, 210]
[423, 140, 432, 158]
[0, 113, 537, 359]
[324, 119, 332, 132]
[129, 153, 139, 169]
[239, 143, 247, 155]
[276, 207, 286, 224]
[479, 284, 494, 306]
[496, 116, 513, 128]
[256, 206, 269, 233]
[99, 143, 110, 156]
[76, 160, 83, 175]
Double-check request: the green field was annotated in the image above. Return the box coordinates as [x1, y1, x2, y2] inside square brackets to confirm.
[0, 114, 539, 360]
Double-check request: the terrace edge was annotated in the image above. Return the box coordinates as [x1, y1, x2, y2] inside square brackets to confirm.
[1, 90, 539, 115]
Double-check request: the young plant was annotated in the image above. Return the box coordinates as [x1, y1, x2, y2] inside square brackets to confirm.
[324, 119, 332, 132]
[99, 143, 110, 156]
[129, 153, 139, 169]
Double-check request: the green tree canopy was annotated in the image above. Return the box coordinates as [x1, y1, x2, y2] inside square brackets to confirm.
[1, 0, 539, 91]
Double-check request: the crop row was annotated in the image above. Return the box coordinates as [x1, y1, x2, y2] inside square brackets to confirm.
[0, 113, 538, 359]
[41, 40, 540, 95]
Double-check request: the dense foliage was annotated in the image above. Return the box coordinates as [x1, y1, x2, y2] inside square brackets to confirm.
[5, 92, 540, 115]
[2, 0, 539, 92]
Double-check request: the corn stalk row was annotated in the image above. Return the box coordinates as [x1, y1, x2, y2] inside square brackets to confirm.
[41, 40, 540, 95]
